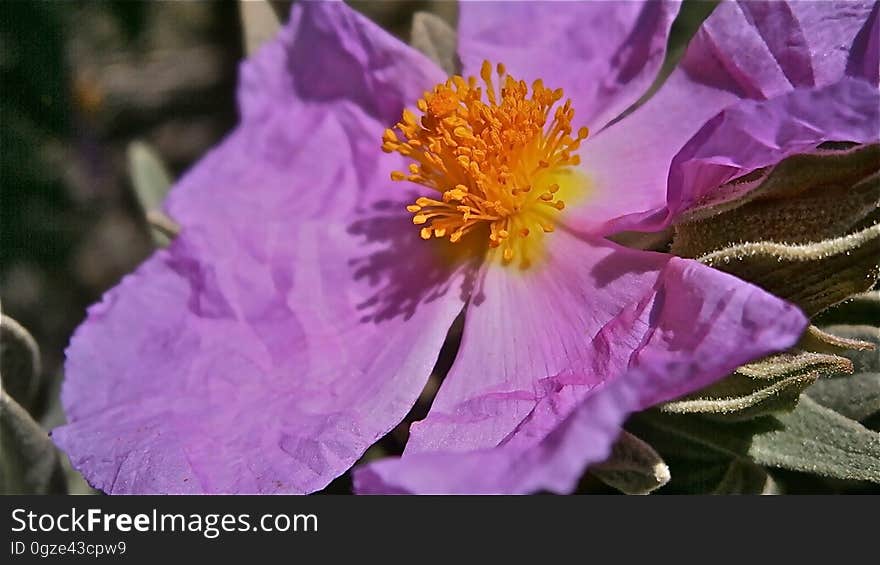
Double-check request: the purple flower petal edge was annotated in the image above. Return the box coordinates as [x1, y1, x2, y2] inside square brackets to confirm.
[53, 1, 470, 494]
[667, 77, 880, 219]
[564, 0, 878, 236]
[355, 254, 807, 494]
[457, 0, 680, 132]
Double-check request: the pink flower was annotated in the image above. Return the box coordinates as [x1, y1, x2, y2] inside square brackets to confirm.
[54, 1, 877, 494]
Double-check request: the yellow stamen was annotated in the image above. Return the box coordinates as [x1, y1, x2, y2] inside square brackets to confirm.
[384, 60, 589, 268]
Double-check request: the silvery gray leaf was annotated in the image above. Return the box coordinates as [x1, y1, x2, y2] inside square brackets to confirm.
[750, 396, 880, 483]
[695, 224, 880, 316]
[807, 325, 880, 422]
[660, 351, 851, 420]
[673, 144, 880, 250]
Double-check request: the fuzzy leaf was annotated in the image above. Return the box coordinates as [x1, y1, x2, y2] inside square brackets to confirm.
[799, 324, 876, 354]
[127, 141, 177, 246]
[634, 396, 880, 486]
[630, 412, 778, 460]
[626, 413, 775, 493]
[736, 352, 853, 380]
[673, 144, 880, 256]
[817, 325, 880, 374]
[0, 315, 41, 413]
[808, 373, 880, 423]
[695, 224, 880, 316]
[807, 325, 880, 422]
[749, 396, 880, 483]
[815, 291, 880, 326]
[410, 11, 458, 75]
[590, 431, 670, 494]
[0, 390, 65, 494]
[660, 351, 852, 420]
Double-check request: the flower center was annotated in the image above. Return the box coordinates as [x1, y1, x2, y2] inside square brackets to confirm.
[382, 61, 589, 269]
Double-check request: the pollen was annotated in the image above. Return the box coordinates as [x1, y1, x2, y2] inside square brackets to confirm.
[383, 61, 589, 268]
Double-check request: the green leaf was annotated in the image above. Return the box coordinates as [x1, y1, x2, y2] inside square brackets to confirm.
[819, 325, 880, 374]
[660, 351, 851, 420]
[806, 325, 880, 422]
[630, 411, 778, 461]
[695, 224, 880, 316]
[628, 414, 779, 493]
[127, 141, 177, 246]
[0, 390, 66, 494]
[750, 396, 880, 483]
[410, 11, 459, 75]
[0, 314, 41, 413]
[634, 395, 880, 485]
[590, 431, 670, 495]
[808, 372, 880, 423]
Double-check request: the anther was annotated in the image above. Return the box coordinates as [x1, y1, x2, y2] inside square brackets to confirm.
[383, 60, 588, 267]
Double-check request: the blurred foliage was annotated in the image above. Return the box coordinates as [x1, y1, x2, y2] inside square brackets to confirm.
[1, 2, 71, 267]
[1, 0, 241, 494]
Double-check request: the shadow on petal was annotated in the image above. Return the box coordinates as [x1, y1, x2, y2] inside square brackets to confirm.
[346, 198, 485, 324]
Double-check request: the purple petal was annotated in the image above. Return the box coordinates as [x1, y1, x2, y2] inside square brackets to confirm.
[54, 2, 470, 493]
[55, 215, 473, 493]
[563, 0, 878, 235]
[458, 1, 680, 132]
[403, 233, 670, 455]
[355, 248, 807, 494]
[166, 1, 447, 231]
[667, 77, 880, 219]
[402, 232, 806, 456]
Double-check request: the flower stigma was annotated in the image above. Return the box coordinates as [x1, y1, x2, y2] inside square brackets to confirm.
[382, 61, 590, 269]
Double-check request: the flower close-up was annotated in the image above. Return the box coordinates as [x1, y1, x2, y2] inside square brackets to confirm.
[46, 0, 879, 494]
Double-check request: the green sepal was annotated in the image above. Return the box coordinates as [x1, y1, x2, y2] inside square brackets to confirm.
[814, 291, 880, 326]
[806, 325, 880, 422]
[799, 324, 876, 354]
[660, 351, 851, 420]
[673, 144, 880, 255]
[695, 224, 880, 317]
